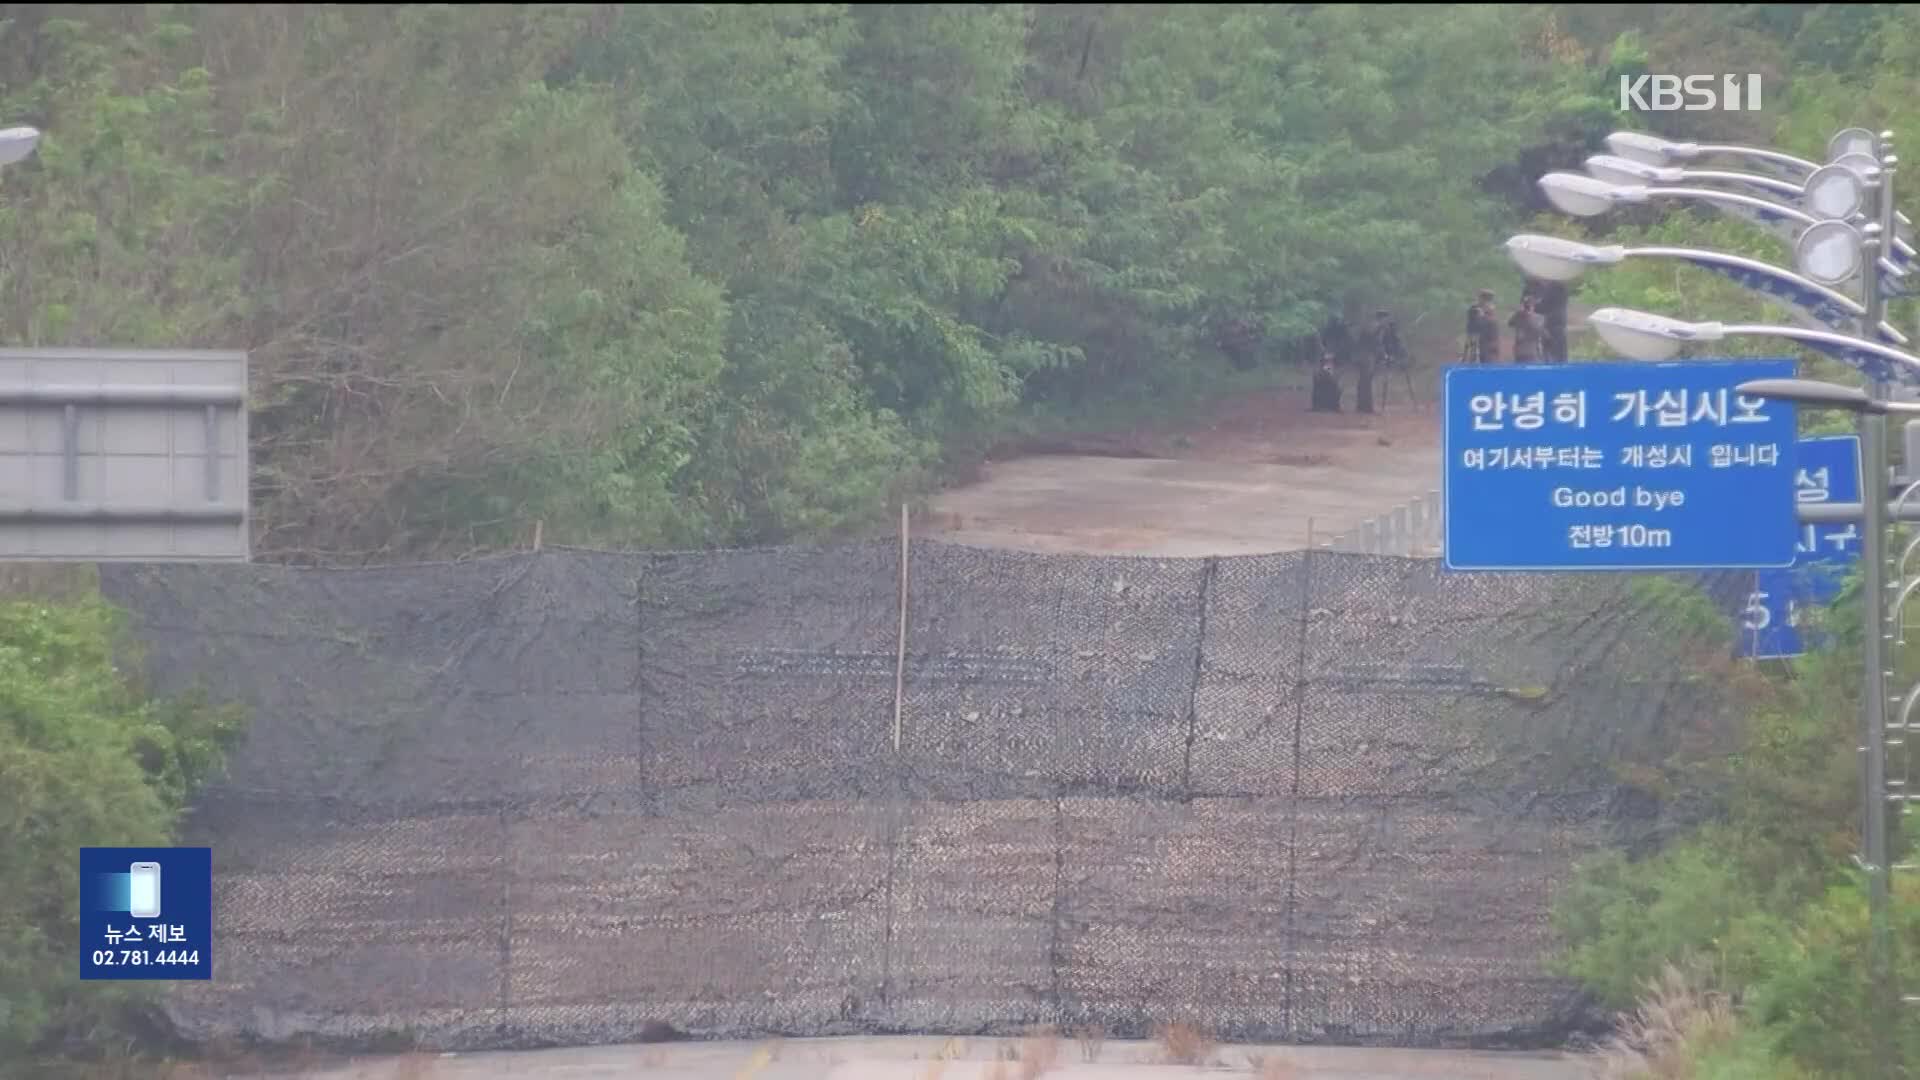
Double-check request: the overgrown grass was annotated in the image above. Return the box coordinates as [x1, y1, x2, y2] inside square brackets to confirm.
[1014, 1026, 1062, 1080]
[1589, 965, 1739, 1080]
[1153, 1020, 1215, 1066]
[1071, 1024, 1106, 1063]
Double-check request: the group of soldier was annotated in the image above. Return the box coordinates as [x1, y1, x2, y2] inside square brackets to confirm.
[1309, 308, 1408, 415]
[1303, 277, 1571, 415]
[1463, 278, 1570, 365]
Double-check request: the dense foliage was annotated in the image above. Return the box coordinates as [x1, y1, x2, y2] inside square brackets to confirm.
[0, 3, 1607, 561]
[0, 594, 244, 1059]
[1550, 578, 1920, 1078]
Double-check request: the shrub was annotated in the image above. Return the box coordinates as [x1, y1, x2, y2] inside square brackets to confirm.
[1154, 1021, 1214, 1066]
[0, 598, 246, 1059]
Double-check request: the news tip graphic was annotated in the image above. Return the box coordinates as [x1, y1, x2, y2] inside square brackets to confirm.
[79, 847, 212, 981]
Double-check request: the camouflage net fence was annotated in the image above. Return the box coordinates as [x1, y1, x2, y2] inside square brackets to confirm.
[96, 542, 1746, 1052]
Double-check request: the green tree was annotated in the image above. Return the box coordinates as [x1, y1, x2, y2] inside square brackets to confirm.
[0, 597, 244, 1057]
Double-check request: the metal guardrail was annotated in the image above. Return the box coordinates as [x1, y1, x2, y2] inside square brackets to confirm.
[1322, 489, 1444, 557]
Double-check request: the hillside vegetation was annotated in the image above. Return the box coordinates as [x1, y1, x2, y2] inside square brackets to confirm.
[0, 3, 1614, 561]
[10, 5, 1920, 1076]
[7, 7, 1918, 562]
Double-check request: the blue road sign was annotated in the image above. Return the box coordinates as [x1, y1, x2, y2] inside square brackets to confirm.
[1443, 360, 1799, 571]
[1738, 435, 1863, 659]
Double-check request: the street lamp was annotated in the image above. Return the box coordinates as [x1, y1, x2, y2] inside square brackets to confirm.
[0, 126, 39, 167]
[1833, 127, 1883, 161]
[1541, 172, 1811, 229]
[1607, 128, 1918, 252]
[1798, 220, 1869, 285]
[1584, 153, 1917, 274]
[1539, 173, 1914, 296]
[1587, 307, 1920, 389]
[1740, 379, 1920, 421]
[1570, 129, 1909, 1075]
[1504, 234, 1907, 344]
[1738, 372, 1909, 1035]
[1587, 153, 1881, 226]
[1584, 153, 1809, 204]
[1605, 129, 1823, 183]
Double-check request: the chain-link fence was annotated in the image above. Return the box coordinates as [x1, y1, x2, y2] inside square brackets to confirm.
[96, 540, 1744, 1052]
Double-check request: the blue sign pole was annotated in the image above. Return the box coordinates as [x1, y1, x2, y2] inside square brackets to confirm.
[1443, 360, 1800, 571]
[1738, 434, 1864, 659]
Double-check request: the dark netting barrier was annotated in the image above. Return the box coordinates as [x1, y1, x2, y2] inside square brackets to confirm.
[96, 541, 1742, 1051]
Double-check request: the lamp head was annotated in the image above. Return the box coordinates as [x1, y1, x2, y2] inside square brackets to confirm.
[1795, 219, 1866, 286]
[1588, 307, 1725, 361]
[1804, 163, 1868, 220]
[1736, 377, 1875, 414]
[1604, 131, 1692, 167]
[0, 126, 39, 167]
[1504, 234, 1625, 282]
[1539, 172, 1633, 217]
[1830, 150, 1883, 181]
[1829, 127, 1880, 162]
[1584, 154, 1679, 186]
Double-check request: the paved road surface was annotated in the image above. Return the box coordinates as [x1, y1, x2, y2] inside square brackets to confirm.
[266, 1036, 1592, 1080]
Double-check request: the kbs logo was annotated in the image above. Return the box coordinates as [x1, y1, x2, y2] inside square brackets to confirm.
[1618, 74, 1764, 112]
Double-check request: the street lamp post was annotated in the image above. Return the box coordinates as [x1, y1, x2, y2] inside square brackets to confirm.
[1587, 309, 1920, 389]
[1539, 173, 1915, 293]
[1608, 127, 1920, 258]
[1584, 153, 1810, 204]
[1864, 148, 1899, 1026]
[1547, 129, 1914, 1073]
[1506, 234, 1908, 344]
[1605, 129, 1828, 183]
[1587, 300, 1912, 1068]
[1740, 375, 1919, 1061]
[1585, 151, 1920, 268]
[1541, 171, 1816, 242]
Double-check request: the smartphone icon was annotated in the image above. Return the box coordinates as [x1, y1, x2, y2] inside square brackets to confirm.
[128, 862, 161, 919]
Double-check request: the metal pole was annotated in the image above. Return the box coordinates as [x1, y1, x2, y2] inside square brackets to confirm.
[894, 502, 909, 753]
[1861, 135, 1896, 1072]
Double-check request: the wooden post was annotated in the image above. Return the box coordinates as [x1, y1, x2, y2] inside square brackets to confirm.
[894, 503, 910, 752]
[532, 519, 544, 552]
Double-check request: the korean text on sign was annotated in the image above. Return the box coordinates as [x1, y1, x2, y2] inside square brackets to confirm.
[1443, 360, 1798, 572]
[1739, 435, 1863, 661]
[78, 847, 213, 981]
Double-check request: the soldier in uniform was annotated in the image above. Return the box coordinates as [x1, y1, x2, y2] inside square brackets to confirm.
[1310, 351, 1344, 413]
[1322, 313, 1353, 370]
[1464, 289, 1500, 363]
[1356, 308, 1407, 414]
[1508, 293, 1546, 364]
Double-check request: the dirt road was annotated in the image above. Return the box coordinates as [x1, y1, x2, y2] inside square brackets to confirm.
[927, 386, 1442, 557]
